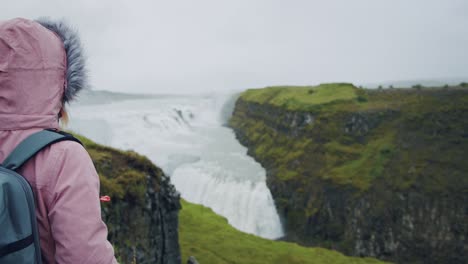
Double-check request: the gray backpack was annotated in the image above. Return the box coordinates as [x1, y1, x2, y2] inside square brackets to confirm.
[0, 130, 80, 264]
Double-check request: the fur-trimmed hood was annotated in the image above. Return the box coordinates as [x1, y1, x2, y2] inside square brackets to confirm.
[36, 17, 88, 103]
[0, 17, 87, 131]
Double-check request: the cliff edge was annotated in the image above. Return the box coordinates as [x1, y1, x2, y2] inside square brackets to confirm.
[229, 84, 468, 263]
[75, 134, 181, 264]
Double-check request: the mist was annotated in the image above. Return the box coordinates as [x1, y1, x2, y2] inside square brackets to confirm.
[3, 0, 468, 94]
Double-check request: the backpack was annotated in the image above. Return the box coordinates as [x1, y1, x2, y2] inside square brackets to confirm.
[0, 129, 81, 264]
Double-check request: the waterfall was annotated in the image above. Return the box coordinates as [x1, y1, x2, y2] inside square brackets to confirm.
[69, 92, 284, 239]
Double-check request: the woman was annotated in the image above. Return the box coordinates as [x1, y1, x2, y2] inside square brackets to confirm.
[0, 18, 117, 263]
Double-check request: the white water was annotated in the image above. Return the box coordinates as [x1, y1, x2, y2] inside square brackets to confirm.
[68, 93, 284, 239]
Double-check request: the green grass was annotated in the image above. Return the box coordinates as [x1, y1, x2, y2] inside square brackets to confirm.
[179, 200, 388, 264]
[72, 133, 153, 204]
[325, 131, 395, 189]
[240, 83, 358, 111]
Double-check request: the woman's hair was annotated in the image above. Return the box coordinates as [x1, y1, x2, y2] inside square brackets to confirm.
[59, 107, 69, 127]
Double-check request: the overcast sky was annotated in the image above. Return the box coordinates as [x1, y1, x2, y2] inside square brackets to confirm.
[3, 0, 468, 94]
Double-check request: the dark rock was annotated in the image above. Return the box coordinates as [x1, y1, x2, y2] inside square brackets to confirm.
[187, 256, 199, 264]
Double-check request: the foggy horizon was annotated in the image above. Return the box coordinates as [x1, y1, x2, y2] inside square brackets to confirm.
[3, 0, 468, 94]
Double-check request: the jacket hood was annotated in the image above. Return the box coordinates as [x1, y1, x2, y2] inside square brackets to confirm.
[35, 17, 88, 103]
[0, 18, 87, 131]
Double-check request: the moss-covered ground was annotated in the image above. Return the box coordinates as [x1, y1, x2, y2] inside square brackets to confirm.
[179, 200, 387, 264]
[74, 133, 154, 204]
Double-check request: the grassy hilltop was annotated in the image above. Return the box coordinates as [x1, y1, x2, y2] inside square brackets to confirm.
[233, 83, 468, 191]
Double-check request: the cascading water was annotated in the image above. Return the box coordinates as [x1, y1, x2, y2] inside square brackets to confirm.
[69, 92, 284, 239]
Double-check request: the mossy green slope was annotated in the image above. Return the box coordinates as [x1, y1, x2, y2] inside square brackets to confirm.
[179, 200, 387, 264]
[74, 134, 152, 205]
[229, 83, 468, 263]
[72, 133, 181, 264]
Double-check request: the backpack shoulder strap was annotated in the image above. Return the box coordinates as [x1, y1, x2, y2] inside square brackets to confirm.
[1, 129, 82, 171]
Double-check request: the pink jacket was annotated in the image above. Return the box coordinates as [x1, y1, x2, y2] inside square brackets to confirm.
[0, 18, 117, 263]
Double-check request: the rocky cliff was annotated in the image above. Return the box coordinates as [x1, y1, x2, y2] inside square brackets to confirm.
[75, 135, 181, 264]
[229, 84, 468, 264]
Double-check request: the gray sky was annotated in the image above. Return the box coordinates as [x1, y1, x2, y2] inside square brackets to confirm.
[3, 0, 468, 94]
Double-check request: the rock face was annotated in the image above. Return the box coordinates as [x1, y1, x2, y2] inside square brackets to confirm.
[77, 135, 181, 264]
[229, 86, 468, 264]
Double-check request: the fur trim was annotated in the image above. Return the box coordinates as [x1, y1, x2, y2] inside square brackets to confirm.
[35, 17, 88, 103]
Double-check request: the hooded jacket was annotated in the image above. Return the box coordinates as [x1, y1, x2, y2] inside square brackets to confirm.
[0, 18, 117, 263]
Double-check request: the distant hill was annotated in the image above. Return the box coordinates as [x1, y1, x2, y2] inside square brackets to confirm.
[71, 89, 225, 106]
[362, 77, 468, 88]
[71, 89, 156, 105]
